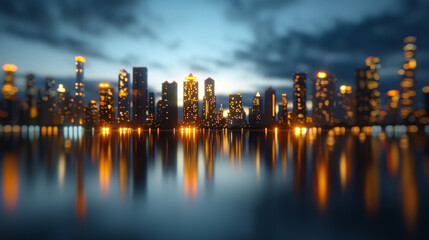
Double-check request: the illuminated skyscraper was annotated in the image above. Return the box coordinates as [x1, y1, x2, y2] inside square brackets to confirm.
[335, 85, 354, 125]
[355, 67, 371, 125]
[24, 74, 38, 124]
[216, 104, 226, 128]
[183, 73, 199, 126]
[292, 73, 307, 125]
[312, 72, 336, 126]
[399, 36, 417, 120]
[263, 87, 276, 126]
[99, 83, 115, 125]
[118, 68, 130, 124]
[385, 90, 400, 124]
[147, 92, 155, 125]
[227, 93, 246, 128]
[278, 93, 288, 127]
[85, 100, 98, 127]
[41, 77, 56, 125]
[57, 84, 69, 125]
[1, 64, 19, 124]
[202, 77, 217, 128]
[132, 67, 148, 124]
[365, 56, 381, 124]
[159, 81, 178, 129]
[74, 56, 85, 125]
[249, 92, 262, 128]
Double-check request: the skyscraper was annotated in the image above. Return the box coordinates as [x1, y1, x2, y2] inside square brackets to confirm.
[183, 73, 199, 126]
[355, 67, 371, 125]
[85, 100, 98, 127]
[312, 72, 336, 126]
[249, 92, 262, 128]
[99, 83, 115, 125]
[365, 56, 381, 124]
[227, 93, 246, 128]
[74, 56, 85, 125]
[263, 87, 276, 126]
[147, 92, 155, 125]
[400, 36, 417, 121]
[118, 68, 130, 124]
[216, 104, 226, 128]
[1, 64, 19, 124]
[41, 77, 56, 125]
[292, 73, 307, 125]
[132, 67, 148, 125]
[202, 77, 217, 128]
[385, 90, 400, 125]
[24, 74, 38, 124]
[159, 81, 178, 129]
[278, 93, 288, 127]
[57, 84, 69, 125]
[336, 85, 354, 125]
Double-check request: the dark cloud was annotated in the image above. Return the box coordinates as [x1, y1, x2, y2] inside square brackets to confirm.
[231, 0, 429, 94]
[0, 0, 158, 62]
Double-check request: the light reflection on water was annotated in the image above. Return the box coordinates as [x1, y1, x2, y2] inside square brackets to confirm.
[1, 128, 429, 239]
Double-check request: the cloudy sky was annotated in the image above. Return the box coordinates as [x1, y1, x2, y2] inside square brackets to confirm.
[0, 0, 428, 111]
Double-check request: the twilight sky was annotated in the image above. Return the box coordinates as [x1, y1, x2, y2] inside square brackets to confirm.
[0, 0, 428, 111]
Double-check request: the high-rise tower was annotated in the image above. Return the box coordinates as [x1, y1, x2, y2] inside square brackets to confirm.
[263, 87, 276, 126]
[183, 73, 199, 126]
[312, 72, 336, 126]
[99, 83, 115, 125]
[118, 68, 130, 124]
[74, 56, 85, 125]
[202, 77, 217, 128]
[132, 67, 148, 125]
[292, 73, 307, 125]
[400, 36, 417, 120]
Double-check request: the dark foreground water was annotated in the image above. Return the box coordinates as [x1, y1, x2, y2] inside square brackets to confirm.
[1, 127, 429, 239]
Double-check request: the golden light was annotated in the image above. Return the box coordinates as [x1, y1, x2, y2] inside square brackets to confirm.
[340, 85, 347, 93]
[75, 56, 86, 63]
[387, 90, 400, 97]
[317, 72, 327, 78]
[99, 83, 110, 88]
[57, 84, 66, 93]
[408, 59, 417, 69]
[184, 73, 197, 81]
[3, 64, 18, 72]
[423, 86, 429, 93]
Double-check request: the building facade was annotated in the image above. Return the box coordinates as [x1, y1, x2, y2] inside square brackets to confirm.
[118, 68, 130, 124]
[99, 83, 115, 125]
[183, 73, 199, 126]
[202, 77, 217, 128]
[132, 67, 148, 124]
[292, 73, 307, 125]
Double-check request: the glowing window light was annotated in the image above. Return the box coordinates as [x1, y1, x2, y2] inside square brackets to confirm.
[3, 64, 18, 72]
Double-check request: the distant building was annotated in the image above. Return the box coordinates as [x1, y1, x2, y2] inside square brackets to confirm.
[355, 67, 371, 125]
[132, 67, 148, 124]
[400, 36, 417, 121]
[227, 93, 246, 128]
[99, 83, 115, 125]
[384, 90, 400, 125]
[159, 81, 178, 129]
[263, 87, 276, 126]
[1, 64, 19, 124]
[335, 85, 354, 125]
[147, 92, 155, 125]
[249, 92, 262, 128]
[41, 77, 56, 125]
[118, 68, 130, 124]
[292, 73, 307, 125]
[85, 100, 98, 127]
[74, 56, 85, 125]
[365, 56, 381, 124]
[424, 86, 429, 117]
[202, 77, 217, 128]
[312, 72, 336, 127]
[57, 84, 69, 125]
[24, 74, 38, 125]
[183, 73, 199, 126]
[216, 104, 226, 128]
[278, 93, 288, 127]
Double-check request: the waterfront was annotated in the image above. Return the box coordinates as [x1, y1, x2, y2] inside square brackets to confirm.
[1, 128, 429, 239]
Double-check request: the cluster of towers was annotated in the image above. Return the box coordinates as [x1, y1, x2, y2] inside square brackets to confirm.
[1, 36, 429, 130]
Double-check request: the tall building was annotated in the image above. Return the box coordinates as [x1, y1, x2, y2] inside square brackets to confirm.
[1, 64, 19, 124]
[99, 83, 115, 125]
[278, 93, 288, 127]
[85, 100, 98, 127]
[202, 77, 217, 128]
[249, 92, 263, 128]
[423, 86, 429, 117]
[57, 84, 69, 125]
[183, 73, 199, 126]
[385, 90, 400, 124]
[365, 56, 381, 124]
[355, 67, 371, 125]
[24, 74, 38, 124]
[335, 85, 354, 125]
[216, 104, 226, 128]
[292, 73, 307, 125]
[147, 92, 155, 125]
[263, 87, 276, 126]
[118, 68, 130, 124]
[312, 72, 336, 126]
[132, 67, 148, 124]
[159, 81, 178, 129]
[400, 36, 417, 120]
[227, 93, 246, 128]
[74, 56, 85, 125]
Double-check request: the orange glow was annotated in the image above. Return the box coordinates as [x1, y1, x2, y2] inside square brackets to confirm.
[423, 86, 429, 93]
[57, 84, 66, 93]
[76, 189, 86, 219]
[387, 90, 400, 97]
[315, 158, 329, 212]
[99, 83, 110, 88]
[184, 73, 197, 81]
[317, 72, 327, 78]
[75, 56, 86, 63]
[3, 64, 18, 72]
[2, 153, 19, 212]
